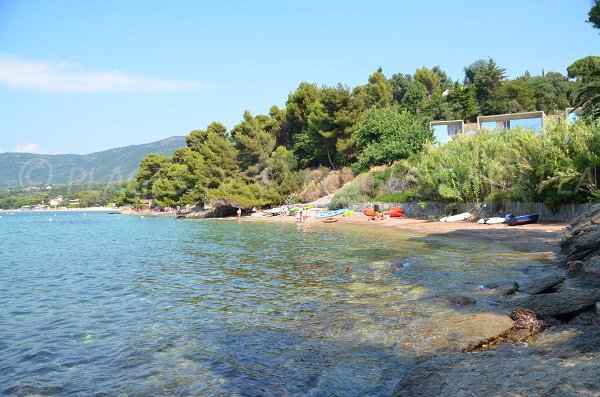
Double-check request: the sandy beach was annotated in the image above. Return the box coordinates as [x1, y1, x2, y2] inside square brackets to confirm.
[241, 212, 567, 259]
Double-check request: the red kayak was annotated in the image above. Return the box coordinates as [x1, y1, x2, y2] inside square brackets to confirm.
[386, 210, 404, 218]
[363, 208, 377, 217]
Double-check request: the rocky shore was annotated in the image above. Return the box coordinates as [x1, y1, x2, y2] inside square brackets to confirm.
[394, 205, 600, 397]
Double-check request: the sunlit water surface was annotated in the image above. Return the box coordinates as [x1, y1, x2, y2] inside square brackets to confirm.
[0, 212, 548, 396]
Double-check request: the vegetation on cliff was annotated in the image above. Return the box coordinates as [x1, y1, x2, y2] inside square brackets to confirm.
[123, 52, 599, 210]
[333, 119, 600, 209]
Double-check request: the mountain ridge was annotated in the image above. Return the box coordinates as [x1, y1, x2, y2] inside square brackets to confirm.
[0, 136, 187, 189]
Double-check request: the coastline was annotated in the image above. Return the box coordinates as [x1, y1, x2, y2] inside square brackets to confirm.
[239, 212, 565, 258]
[0, 206, 115, 213]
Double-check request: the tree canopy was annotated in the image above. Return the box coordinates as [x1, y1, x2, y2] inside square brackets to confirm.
[129, 54, 587, 210]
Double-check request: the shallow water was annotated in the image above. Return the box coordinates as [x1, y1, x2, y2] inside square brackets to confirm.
[0, 212, 548, 396]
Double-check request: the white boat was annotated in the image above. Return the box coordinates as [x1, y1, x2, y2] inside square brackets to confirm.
[262, 208, 282, 216]
[477, 217, 506, 224]
[440, 212, 471, 222]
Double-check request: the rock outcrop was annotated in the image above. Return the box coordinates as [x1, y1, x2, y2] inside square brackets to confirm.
[507, 289, 600, 316]
[394, 204, 600, 396]
[556, 204, 600, 266]
[394, 325, 600, 397]
[519, 273, 565, 294]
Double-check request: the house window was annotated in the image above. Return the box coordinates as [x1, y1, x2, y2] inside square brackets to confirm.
[447, 124, 462, 138]
[433, 125, 449, 143]
[510, 118, 543, 134]
[481, 121, 496, 130]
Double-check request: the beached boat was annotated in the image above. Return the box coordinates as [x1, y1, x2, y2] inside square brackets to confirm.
[477, 217, 506, 224]
[322, 217, 339, 223]
[506, 213, 539, 226]
[316, 208, 348, 219]
[363, 208, 377, 217]
[385, 209, 404, 218]
[440, 212, 471, 222]
[262, 208, 283, 216]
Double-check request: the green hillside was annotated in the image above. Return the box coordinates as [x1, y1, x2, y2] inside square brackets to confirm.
[0, 136, 187, 189]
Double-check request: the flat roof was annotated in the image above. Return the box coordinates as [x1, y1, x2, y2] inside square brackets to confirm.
[430, 120, 463, 126]
[478, 111, 545, 123]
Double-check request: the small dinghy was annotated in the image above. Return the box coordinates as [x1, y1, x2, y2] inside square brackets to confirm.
[316, 208, 348, 219]
[477, 217, 506, 224]
[505, 214, 539, 226]
[440, 212, 471, 222]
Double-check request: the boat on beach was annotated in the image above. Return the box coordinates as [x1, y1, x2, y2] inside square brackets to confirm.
[440, 212, 471, 222]
[316, 208, 348, 219]
[506, 213, 539, 226]
[321, 217, 339, 223]
[363, 208, 377, 217]
[477, 217, 506, 224]
[385, 209, 404, 218]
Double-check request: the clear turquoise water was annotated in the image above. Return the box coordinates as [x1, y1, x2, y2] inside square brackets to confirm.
[0, 212, 547, 396]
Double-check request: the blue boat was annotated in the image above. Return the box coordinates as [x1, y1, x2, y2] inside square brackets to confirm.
[505, 213, 539, 226]
[316, 208, 348, 219]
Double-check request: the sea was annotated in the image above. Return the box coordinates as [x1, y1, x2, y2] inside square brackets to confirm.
[0, 211, 548, 396]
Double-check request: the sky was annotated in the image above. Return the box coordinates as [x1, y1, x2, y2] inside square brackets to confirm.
[0, 0, 598, 155]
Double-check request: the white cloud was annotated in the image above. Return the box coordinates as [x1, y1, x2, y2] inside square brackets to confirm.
[0, 147, 4, 153]
[11, 143, 51, 154]
[0, 55, 206, 93]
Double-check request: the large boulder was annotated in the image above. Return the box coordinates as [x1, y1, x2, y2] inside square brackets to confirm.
[507, 289, 600, 316]
[394, 325, 600, 397]
[400, 312, 514, 355]
[519, 274, 565, 295]
[556, 204, 600, 266]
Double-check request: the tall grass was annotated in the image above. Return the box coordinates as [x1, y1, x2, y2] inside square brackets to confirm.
[332, 120, 600, 208]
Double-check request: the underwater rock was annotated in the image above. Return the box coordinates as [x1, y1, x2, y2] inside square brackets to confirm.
[480, 282, 519, 296]
[443, 295, 477, 306]
[401, 312, 514, 356]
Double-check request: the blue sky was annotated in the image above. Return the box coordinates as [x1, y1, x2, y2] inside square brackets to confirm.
[0, 0, 597, 154]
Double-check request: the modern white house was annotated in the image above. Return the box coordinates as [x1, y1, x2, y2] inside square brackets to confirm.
[430, 120, 464, 144]
[477, 111, 545, 134]
[430, 109, 569, 143]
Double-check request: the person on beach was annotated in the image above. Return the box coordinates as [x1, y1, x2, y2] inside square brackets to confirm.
[237, 207, 241, 220]
[302, 208, 309, 223]
[296, 209, 301, 222]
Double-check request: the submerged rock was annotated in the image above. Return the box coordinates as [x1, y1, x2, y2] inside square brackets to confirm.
[401, 312, 514, 356]
[442, 295, 477, 306]
[479, 282, 519, 296]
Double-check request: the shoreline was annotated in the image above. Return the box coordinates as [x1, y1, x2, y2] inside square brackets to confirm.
[239, 212, 566, 259]
[0, 206, 115, 213]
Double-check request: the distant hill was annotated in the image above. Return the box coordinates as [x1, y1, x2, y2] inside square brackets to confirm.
[0, 136, 187, 189]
